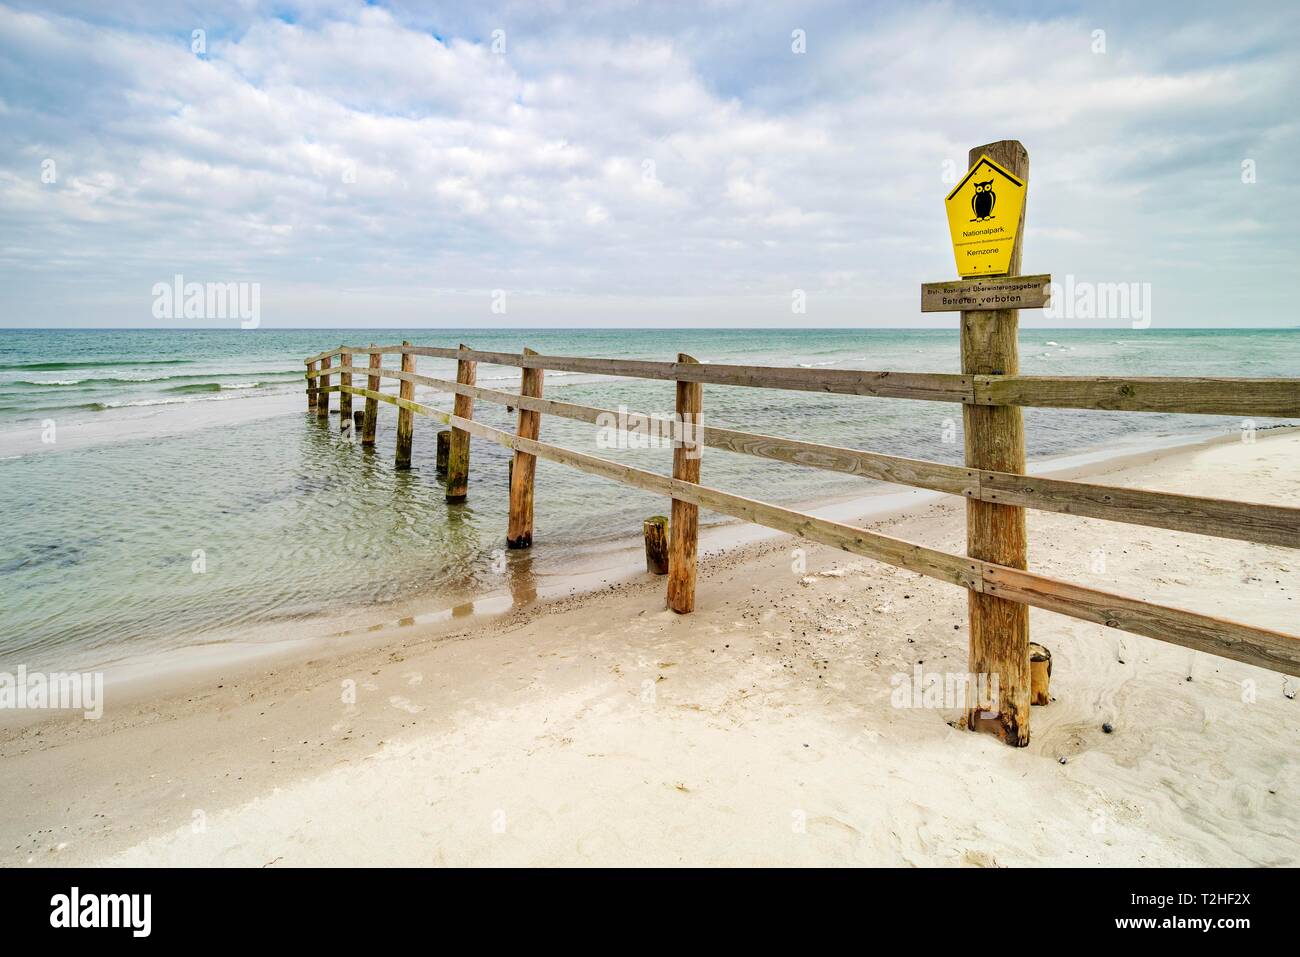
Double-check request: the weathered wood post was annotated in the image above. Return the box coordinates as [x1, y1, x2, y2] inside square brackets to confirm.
[316, 355, 332, 419]
[305, 360, 317, 409]
[352, 410, 364, 433]
[446, 344, 476, 502]
[644, 516, 669, 575]
[362, 345, 380, 446]
[435, 430, 451, 474]
[667, 354, 702, 613]
[507, 348, 544, 548]
[961, 140, 1032, 746]
[394, 341, 416, 469]
[1029, 643, 1052, 706]
[338, 348, 353, 426]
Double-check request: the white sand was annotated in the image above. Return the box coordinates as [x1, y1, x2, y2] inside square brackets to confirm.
[1, 430, 1296, 866]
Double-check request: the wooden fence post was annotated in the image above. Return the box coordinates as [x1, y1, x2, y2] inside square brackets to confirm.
[1029, 643, 1052, 705]
[305, 360, 317, 409]
[362, 345, 380, 446]
[338, 348, 352, 426]
[394, 341, 415, 469]
[644, 516, 669, 575]
[316, 355, 331, 419]
[436, 430, 451, 474]
[507, 348, 544, 548]
[667, 353, 702, 613]
[962, 139, 1032, 747]
[446, 343, 476, 502]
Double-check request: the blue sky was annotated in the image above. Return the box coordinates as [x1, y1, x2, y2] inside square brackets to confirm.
[1, 0, 1297, 328]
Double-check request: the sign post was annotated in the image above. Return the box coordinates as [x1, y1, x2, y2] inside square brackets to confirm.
[955, 140, 1033, 747]
[920, 274, 1051, 313]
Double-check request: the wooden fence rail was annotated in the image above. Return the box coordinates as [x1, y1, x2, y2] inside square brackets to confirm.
[310, 370, 1300, 679]
[306, 344, 1300, 684]
[308, 360, 1300, 549]
[306, 344, 1300, 417]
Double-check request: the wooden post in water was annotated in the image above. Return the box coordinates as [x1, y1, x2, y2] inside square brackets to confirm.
[338, 348, 353, 426]
[353, 410, 364, 433]
[961, 139, 1031, 746]
[507, 348, 544, 548]
[362, 346, 380, 446]
[446, 344, 476, 502]
[667, 354, 702, 613]
[316, 355, 331, 419]
[305, 360, 317, 409]
[435, 430, 450, 474]
[394, 341, 416, 469]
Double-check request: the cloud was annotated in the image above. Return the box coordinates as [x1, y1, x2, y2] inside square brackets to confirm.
[0, 0, 1297, 327]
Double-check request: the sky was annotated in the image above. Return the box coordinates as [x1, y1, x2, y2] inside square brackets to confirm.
[1, 0, 1297, 329]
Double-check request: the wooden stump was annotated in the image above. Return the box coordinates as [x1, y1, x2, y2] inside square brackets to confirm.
[306, 360, 317, 408]
[507, 349, 544, 549]
[961, 140, 1031, 747]
[338, 349, 352, 425]
[435, 430, 451, 474]
[316, 355, 331, 419]
[352, 410, 364, 434]
[644, 516, 669, 575]
[446, 344, 476, 502]
[362, 345, 380, 446]
[667, 354, 702, 613]
[394, 341, 415, 469]
[1030, 643, 1052, 705]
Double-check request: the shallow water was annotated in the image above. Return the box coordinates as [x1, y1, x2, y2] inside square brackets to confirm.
[1, 327, 1295, 671]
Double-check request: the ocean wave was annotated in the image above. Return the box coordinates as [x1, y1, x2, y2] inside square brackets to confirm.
[0, 359, 193, 372]
[12, 370, 299, 388]
[91, 393, 254, 410]
[0, 384, 287, 415]
[163, 381, 262, 394]
[0, 401, 106, 415]
[474, 369, 586, 383]
[163, 382, 224, 394]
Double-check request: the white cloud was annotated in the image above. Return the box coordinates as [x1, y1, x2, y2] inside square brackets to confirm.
[0, 0, 1297, 327]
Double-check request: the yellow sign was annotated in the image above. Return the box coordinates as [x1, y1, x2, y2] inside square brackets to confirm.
[945, 155, 1026, 277]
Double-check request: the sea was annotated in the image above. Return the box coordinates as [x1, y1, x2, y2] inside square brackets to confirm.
[1, 327, 1295, 673]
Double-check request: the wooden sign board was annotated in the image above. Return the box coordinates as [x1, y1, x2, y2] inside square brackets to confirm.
[945, 154, 1026, 276]
[920, 274, 1051, 313]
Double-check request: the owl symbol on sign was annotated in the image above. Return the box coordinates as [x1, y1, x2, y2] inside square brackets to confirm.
[970, 180, 996, 222]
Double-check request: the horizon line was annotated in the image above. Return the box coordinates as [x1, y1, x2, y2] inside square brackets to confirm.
[4, 326, 1296, 332]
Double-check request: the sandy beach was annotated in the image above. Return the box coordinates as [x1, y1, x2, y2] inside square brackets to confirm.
[1, 428, 1296, 868]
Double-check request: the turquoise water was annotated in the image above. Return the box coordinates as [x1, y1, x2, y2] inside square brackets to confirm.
[1, 328, 1296, 671]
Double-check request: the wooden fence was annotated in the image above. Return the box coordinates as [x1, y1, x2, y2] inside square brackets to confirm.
[302, 341, 1300, 736]
[301, 141, 1298, 748]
